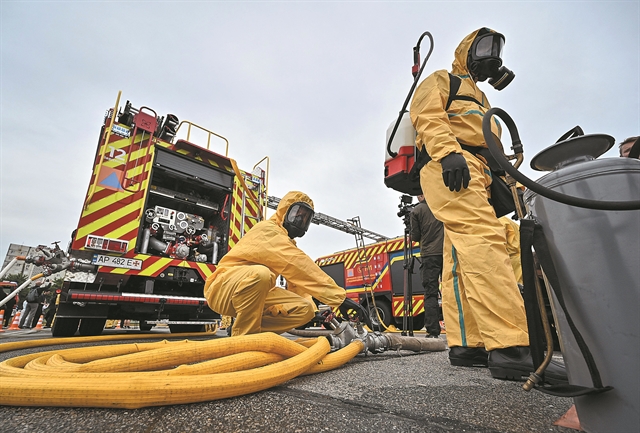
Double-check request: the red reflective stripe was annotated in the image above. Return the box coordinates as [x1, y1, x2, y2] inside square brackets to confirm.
[69, 292, 207, 306]
[81, 190, 146, 226]
[92, 209, 141, 239]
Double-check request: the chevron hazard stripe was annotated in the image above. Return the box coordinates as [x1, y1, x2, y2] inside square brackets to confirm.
[96, 255, 216, 279]
[73, 126, 152, 252]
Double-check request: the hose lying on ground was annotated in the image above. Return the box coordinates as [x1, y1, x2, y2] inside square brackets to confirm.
[287, 328, 447, 353]
[0, 332, 363, 409]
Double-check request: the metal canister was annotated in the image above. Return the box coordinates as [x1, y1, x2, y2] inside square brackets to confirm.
[525, 153, 640, 433]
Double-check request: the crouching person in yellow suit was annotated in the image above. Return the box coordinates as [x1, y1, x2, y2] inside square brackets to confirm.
[204, 191, 348, 336]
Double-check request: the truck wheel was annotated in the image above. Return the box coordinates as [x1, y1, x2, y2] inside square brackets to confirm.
[394, 314, 426, 332]
[410, 313, 425, 332]
[139, 321, 153, 332]
[367, 298, 392, 331]
[169, 324, 205, 334]
[51, 317, 80, 337]
[78, 318, 107, 336]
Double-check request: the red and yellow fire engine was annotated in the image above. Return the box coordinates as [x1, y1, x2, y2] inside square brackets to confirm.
[54, 92, 267, 337]
[315, 236, 442, 332]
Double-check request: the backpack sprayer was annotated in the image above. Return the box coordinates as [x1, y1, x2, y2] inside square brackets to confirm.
[382, 32, 434, 336]
[384, 32, 433, 196]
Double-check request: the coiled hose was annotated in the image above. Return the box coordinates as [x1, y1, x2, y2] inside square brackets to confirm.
[0, 332, 363, 409]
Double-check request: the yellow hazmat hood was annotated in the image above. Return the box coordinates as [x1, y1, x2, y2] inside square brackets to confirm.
[270, 191, 314, 226]
[452, 27, 499, 76]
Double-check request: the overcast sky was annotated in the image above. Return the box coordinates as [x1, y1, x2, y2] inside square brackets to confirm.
[1, 1, 638, 264]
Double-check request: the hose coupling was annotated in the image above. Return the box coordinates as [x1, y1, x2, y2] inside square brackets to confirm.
[327, 321, 359, 350]
[325, 320, 373, 351]
[523, 372, 542, 391]
[24, 255, 45, 265]
[69, 259, 97, 273]
[362, 332, 390, 354]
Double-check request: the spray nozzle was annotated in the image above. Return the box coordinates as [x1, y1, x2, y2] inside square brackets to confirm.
[412, 46, 421, 78]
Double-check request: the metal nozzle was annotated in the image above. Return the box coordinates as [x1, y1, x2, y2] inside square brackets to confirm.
[523, 372, 542, 391]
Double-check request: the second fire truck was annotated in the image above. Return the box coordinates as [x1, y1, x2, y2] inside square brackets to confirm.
[315, 235, 442, 332]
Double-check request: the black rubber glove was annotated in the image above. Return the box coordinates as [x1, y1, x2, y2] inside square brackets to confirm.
[339, 298, 373, 329]
[313, 309, 335, 328]
[440, 152, 471, 192]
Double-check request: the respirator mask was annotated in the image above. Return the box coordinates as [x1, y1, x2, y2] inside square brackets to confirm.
[468, 31, 515, 91]
[283, 202, 314, 239]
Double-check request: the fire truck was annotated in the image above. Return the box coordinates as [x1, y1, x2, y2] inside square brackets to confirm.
[53, 92, 267, 337]
[315, 235, 440, 332]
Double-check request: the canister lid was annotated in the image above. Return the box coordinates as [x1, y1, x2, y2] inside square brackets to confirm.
[530, 134, 614, 171]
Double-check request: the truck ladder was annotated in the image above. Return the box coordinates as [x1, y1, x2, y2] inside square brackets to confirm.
[347, 216, 374, 287]
[347, 216, 384, 329]
[266, 196, 389, 242]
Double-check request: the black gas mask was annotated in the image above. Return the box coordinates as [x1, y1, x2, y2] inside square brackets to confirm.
[467, 31, 515, 91]
[283, 202, 314, 239]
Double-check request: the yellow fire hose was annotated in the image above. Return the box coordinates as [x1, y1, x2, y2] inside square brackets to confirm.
[0, 332, 364, 409]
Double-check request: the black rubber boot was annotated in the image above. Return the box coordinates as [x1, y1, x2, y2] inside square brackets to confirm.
[448, 347, 488, 367]
[488, 346, 568, 384]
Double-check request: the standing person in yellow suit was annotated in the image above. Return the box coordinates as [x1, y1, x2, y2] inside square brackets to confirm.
[410, 28, 566, 382]
[205, 190, 366, 336]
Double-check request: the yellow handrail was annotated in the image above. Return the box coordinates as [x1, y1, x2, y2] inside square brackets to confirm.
[252, 156, 270, 220]
[176, 120, 229, 156]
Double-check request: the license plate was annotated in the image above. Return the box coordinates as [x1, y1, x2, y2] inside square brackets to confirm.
[92, 254, 142, 270]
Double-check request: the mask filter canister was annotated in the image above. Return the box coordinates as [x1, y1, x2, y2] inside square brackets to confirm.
[489, 66, 515, 90]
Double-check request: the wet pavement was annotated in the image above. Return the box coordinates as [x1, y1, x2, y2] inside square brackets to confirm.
[0, 327, 577, 433]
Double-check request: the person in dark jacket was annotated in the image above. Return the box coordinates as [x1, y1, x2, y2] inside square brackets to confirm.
[410, 194, 444, 338]
[19, 280, 51, 329]
[31, 284, 52, 328]
[43, 289, 59, 328]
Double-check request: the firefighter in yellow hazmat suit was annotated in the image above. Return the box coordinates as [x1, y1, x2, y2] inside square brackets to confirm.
[410, 28, 566, 382]
[204, 191, 347, 336]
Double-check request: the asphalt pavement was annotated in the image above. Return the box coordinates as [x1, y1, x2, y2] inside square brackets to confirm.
[0, 327, 577, 433]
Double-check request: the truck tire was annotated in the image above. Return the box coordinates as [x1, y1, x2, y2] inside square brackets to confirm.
[51, 317, 80, 337]
[78, 318, 107, 336]
[410, 313, 425, 332]
[139, 321, 153, 332]
[169, 324, 205, 334]
[394, 314, 426, 332]
[367, 298, 392, 332]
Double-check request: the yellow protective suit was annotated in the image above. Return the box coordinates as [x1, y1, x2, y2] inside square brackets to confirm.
[500, 216, 523, 285]
[204, 191, 346, 336]
[409, 28, 529, 351]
